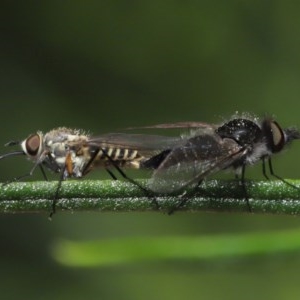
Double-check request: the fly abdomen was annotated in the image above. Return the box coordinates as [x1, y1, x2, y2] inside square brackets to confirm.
[117, 148, 142, 161]
[115, 148, 139, 160]
[141, 149, 172, 169]
[127, 150, 138, 160]
[111, 148, 121, 160]
[93, 147, 143, 162]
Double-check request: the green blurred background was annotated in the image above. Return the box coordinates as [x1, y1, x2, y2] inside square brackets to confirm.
[1, 1, 300, 299]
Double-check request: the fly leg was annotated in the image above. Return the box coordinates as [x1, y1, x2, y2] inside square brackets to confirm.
[39, 165, 48, 181]
[105, 168, 117, 180]
[262, 158, 269, 180]
[49, 152, 74, 219]
[49, 167, 65, 220]
[81, 147, 117, 180]
[238, 165, 252, 212]
[100, 148, 160, 210]
[267, 157, 299, 189]
[2, 161, 42, 185]
[81, 146, 159, 209]
[167, 179, 204, 215]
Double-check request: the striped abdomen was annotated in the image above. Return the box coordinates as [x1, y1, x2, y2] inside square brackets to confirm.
[77, 145, 145, 170]
[98, 147, 143, 161]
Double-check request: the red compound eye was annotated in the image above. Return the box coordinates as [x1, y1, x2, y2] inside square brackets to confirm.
[25, 134, 41, 156]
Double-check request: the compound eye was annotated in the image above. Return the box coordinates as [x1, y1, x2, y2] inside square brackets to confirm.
[270, 121, 284, 148]
[262, 120, 285, 153]
[25, 134, 41, 156]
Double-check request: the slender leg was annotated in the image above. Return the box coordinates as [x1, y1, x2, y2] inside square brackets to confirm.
[105, 168, 117, 180]
[39, 165, 48, 181]
[81, 147, 118, 180]
[82, 148, 100, 175]
[262, 157, 270, 180]
[3, 161, 41, 185]
[240, 165, 252, 212]
[100, 147, 160, 210]
[49, 167, 65, 219]
[268, 158, 299, 189]
[167, 180, 204, 215]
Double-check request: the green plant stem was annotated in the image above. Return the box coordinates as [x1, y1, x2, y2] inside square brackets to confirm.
[0, 179, 300, 214]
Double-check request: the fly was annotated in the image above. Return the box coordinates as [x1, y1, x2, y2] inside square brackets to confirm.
[138, 115, 300, 212]
[0, 127, 179, 217]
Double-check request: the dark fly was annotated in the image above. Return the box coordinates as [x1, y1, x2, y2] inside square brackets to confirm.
[138, 116, 300, 211]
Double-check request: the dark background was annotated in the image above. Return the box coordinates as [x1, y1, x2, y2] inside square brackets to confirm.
[1, 1, 300, 299]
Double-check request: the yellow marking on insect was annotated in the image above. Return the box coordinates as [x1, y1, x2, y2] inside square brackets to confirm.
[129, 150, 138, 160]
[107, 148, 113, 157]
[123, 149, 129, 159]
[114, 148, 120, 160]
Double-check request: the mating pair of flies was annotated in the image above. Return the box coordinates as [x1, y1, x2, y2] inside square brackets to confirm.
[1, 114, 300, 217]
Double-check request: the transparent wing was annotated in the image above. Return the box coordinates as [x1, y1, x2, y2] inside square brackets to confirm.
[126, 121, 219, 130]
[148, 132, 244, 193]
[88, 133, 182, 150]
[87, 133, 184, 157]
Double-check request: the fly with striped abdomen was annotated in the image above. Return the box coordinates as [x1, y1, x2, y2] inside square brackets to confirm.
[0, 127, 180, 217]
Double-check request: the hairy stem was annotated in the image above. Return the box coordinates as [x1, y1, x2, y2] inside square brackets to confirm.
[0, 179, 300, 214]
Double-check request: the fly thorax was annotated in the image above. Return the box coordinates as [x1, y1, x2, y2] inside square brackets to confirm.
[46, 142, 69, 157]
[65, 151, 85, 178]
[72, 155, 86, 177]
[216, 119, 262, 147]
[45, 128, 88, 144]
[54, 156, 68, 169]
[244, 142, 270, 165]
[44, 129, 88, 156]
[54, 151, 84, 178]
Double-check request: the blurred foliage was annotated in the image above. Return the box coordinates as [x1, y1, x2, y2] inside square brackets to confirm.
[53, 228, 300, 266]
[1, 1, 300, 299]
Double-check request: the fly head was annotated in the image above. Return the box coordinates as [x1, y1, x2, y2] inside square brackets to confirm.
[261, 119, 300, 154]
